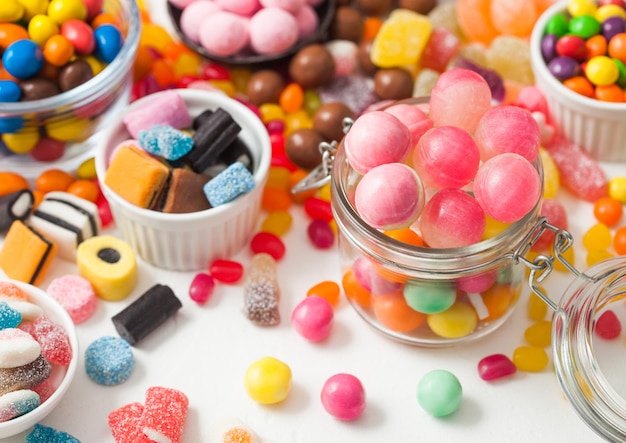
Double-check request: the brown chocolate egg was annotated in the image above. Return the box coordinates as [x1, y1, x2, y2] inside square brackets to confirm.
[357, 40, 378, 76]
[289, 44, 335, 89]
[58, 60, 93, 92]
[374, 68, 414, 101]
[246, 70, 286, 107]
[330, 7, 364, 43]
[398, 0, 438, 14]
[355, 0, 394, 16]
[312, 102, 355, 143]
[285, 128, 325, 170]
[19, 78, 61, 101]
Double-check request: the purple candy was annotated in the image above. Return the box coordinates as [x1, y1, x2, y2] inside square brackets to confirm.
[602, 16, 626, 42]
[547, 56, 579, 80]
[541, 34, 558, 62]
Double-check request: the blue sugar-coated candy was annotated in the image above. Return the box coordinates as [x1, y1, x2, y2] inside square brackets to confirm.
[2, 40, 44, 80]
[203, 161, 256, 207]
[0, 80, 22, 102]
[0, 301, 22, 330]
[0, 389, 40, 421]
[138, 125, 193, 161]
[26, 424, 81, 443]
[84, 336, 135, 386]
[94, 24, 124, 64]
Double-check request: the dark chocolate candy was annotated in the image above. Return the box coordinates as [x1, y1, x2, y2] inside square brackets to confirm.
[355, 0, 393, 16]
[0, 189, 34, 232]
[160, 169, 211, 213]
[111, 284, 182, 345]
[398, 0, 438, 14]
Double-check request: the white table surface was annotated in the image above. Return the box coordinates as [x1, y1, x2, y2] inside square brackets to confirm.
[2, 1, 625, 442]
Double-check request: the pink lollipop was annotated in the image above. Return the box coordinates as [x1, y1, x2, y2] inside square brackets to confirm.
[429, 68, 492, 133]
[474, 105, 540, 162]
[344, 111, 411, 174]
[249, 7, 299, 55]
[473, 153, 541, 223]
[413, 125, 480, 190]
[355, 163, 424, 230]
[198, 11, 249, 56]
[418, 188, 486, 249]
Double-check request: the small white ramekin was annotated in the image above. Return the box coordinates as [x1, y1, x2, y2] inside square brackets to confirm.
[95, 89, 271, 271]
[0, 280, 79, 439]
[530, 0, 626, 162]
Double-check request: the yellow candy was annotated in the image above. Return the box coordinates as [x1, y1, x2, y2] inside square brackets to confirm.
[513, 346, 549, 372]
[259, 103, 285, 124]
[318, 183, 332, 202]
[229, 68, 252, 94]
[139, 23, 174, 52]
[47, 0, 87, 24]
[527, 290, 548, 321]
[244, 356, 291, 404]
[284, 109, 312, 135]
[524, 320, 552, 348]
[582, 223, 612, 251]
[427, 301, 478, 339]
[82, 55, 105, 76]
[585, 56, 619, 86]
[261, 210, 293, 237]
[482, 214, 510, 240]
[18, 0, 49, 21]
[173, 52, 202, 78]
[28, 14, 59, 46]
[595, 4, 626, 22]
[370, 9, 433, 68]
[207, 79, 236, 97]
[76, 157, 96, 180]
[587, 249, 614, 266]
[539, 147, 560, 199]
[2, 129, 40, 154]
[46, 116, 91, 141]
[608, 177, 626, 203]
[266, 166, 290, 190]
[567, 0, 597, 17]
[0, 0, 25, 22]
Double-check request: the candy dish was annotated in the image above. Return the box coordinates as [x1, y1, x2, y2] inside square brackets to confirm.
[0, 0, 141, 179]
[95, 88, 271, 271]
[166, 0, 336, 67]
[530, 0, 626, 162]
[0, 280, 79, 439]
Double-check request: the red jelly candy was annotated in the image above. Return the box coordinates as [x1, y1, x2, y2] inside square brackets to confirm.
[308, 219, 334, 249]
[270, 133, 286, 157]
[96, 193, 114, 227]
[250, 231, 286, 260]
[188, 273, 215, 304]
[477, 354, 517, 381]
[209, 259, 244, 283]
[142, 386, 189, 443]
[304, 197, 333, 222]
[595, 310, 622, 340]
[108, 402, 150, 443]
[21, 315, 72, 366]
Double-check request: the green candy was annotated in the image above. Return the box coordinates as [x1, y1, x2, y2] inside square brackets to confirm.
[544, 12, 570, 37]
[568, 15, 601, 39]
[403, 281, 456, 314]
[417, 369, 463, 417]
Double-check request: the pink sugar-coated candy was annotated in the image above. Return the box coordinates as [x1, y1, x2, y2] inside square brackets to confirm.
[142, 386, 189, 443]
[320, 373, 366, 420]
[420, 27, 461, 73]
[384, 104, 433, 148]
[474, 105, 540, 162]
[180, 0, 221, 43]
[413, 125, 480, 190]
[108, 402, 152, 443]
[20, 315, 72, 366]
[199, 11, 250, 57]
[32, 375, 57, 403]
[0, 328, 41, 369]
[344, 111, 411, 174]
[595, 310, 622, 340]
[325, 40, 358, 77]
[532, 198, 568, 251]
[46, 275, 97, 324]
[188, 273, 215, 304]
[215, 0, 261, 15]
[291, 295, 334, 342]
[418, 189, 486, 249]
[123, 91, 192, 139]
[544, 136, 608, 202]
[429, 68, 492, 133]
[355, 163, 425, 230]
[295, 4, 319, 41]
[477, 354, 517, 381]
[456, 270, 498, 293]
[260, 0, 306, 13]
[473, 153, 541, 224]
[249, 7, 299, 55]
[0, 282, 27, 301]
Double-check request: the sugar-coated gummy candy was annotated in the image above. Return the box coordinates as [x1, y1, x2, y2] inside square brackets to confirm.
[138, 125, 193, 161]
[26, 423, 81, 443]
[320, 373, 366, 420]
[291, 295, 334, 342]
[417, 369, 462, 417]
[0, 354, 51, 396]
[21, 314, 72, 366]
[477, 354, 517, 381]
[142, 386, 189, 443]
[244, 253, 281, 326]
[108, 402, 150, 443]
[244, 356, 292, 404]
[0, 389, 40, 423]
[0, 328, 40, 369]
[2, 299, 43, 323]
[203, 162, 256, 207]
[0, 302, 21, 330]
[123, 91, 192, 139]
[85, 336, 135, 385]
[46, 274, 97, 324]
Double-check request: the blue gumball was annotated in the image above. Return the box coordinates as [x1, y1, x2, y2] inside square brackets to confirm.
[94, 24, 124, 64]
[2, 40, 44, 79]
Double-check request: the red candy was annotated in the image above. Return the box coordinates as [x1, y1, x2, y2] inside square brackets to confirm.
[188, 273, 215, 304]
[477, 354, 517, 381]
[250, 232, 286, 260]
[61, 19, 96, 56]
[20, 315, 72, 366]
[304, 197, 333, 222]
[595, 310, 622, 340]
[307, 219, 334, 249]
[108, 402, 151, 443]
[209, 259, 244, 283]
[142, 386, 189, 443]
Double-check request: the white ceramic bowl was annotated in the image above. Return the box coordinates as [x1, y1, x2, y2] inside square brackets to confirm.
[0, 280, 79, 439]
[530, 0, 626, 162]
[95, 89, 271, 271]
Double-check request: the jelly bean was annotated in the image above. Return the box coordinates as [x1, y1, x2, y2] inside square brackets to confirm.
[321, 373, 366, 420]
[261, 210, 292, 237]
[304, 197, 333, 222]
[28, 14, 60, 46]
[291, 295, 334, 342]
[528, 291, 548, 321]
[201, 63, 230, 81]
[587, 248, 614, 265]
[477, 354, 517, 381]
[372, 292, 426, 332]
[614, 226, 626, 255]
[261, 186, 291, 212]
[609, 177, 626, 202]
[35, 168, 75, 193]
[266, 120, 286, 136]
[266, 166, 290, 190]
[306, 281, 340, 307]
[595, 309, 622, 339]
[94, 24, 123, 63]
[2, 129, 40, 154]
[279, 82, 304, 114]
[270, 132, 286, 157]
[189, 272, 215, 304]
[244, 356, 291, 404]
[416, 369, 462, 417]
[207, 79, 236, 97]
[384, 228, 425, 246]
[342, 269, 372, 309]
[250, 232, 286, 260]
[480, 283, 515, 321]
[44, 34, 75, 66]
[0, 172, 29, 197]
[403, 281, 456, 314]
[307, 219, 334, 249]
[524, 319, 552, 347]
[47, 0, 87, 24]
[61, 19, 95, 56]
[284, 109, 313, 135]
[2, 39, 44, 79]
[427, 301, 478, 339]
[593, 196, 623, 226]
[259, 103, 285, 124]
[209, 259, 244, 283]
[583, 222, 612, 250]
[512, 346, 549, 372]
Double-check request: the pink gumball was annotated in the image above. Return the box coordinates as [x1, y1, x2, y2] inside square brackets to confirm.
[249, 7, 299, 55]
[413, 125, 480, 190]
[355, 163, 425, 230]
[418, 188, 486, 248]
[291, 296, 334, 342]
[321, 373, 366, 420]
[198, 11, 249, 56]
[473, 153, 541, 223]
[294, 4, 319, 41]
[344, 111, 411, 174]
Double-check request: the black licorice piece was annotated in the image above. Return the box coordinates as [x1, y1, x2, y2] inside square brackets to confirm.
[0, 189, 34, 232]
[186, 108, 242, 172]
[203, 137, 255, 177]
[112, 284, 182, 345]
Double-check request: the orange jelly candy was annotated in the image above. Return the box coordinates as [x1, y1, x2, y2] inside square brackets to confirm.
[342, 269, 372, 309]
[307, 281, 341, 307]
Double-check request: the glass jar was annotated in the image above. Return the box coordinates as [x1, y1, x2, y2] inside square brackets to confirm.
[0, 0, 141, 178]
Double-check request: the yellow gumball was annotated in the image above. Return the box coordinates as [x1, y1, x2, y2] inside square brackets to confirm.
[244, 356, 291, 404]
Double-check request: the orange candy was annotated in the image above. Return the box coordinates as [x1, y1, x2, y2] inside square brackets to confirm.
[456, 0, 500, 45]
[480, 284, 516, 321]
[372, 292, 426, 333]
[151, 58, 176, 87]
[90, 12, 117, 29]
[608, 33, 626, 64]
[66, 179, 99, 202]
[593, 196, 623, 226]
[35, 169, 75, 193]
[586, 34, 607, 59]
[383, 228, 425, 247]
[594, 84, 625, 102]
[342, 269, 372, 309]
[279, 82, 304, 114]
[614, 226, 626, 255]
[563, 76, 595, 97]
[306, 281, 341, 307]
[490, 0, 538, 38]
[43, 34, 75, 67]
[0, 23, 29, 50]
[132, 45, 156, 82]
[287, 169, 317, 204]
[261, 186, 292, 212]
[362, 16, 383, 42]
[0, 172, 29, 197]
